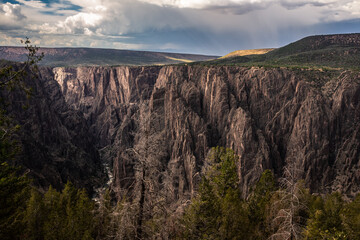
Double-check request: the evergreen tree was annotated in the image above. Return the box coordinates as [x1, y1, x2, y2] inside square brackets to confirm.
[0, 105, 29, 240]
[248, 169, 276, 239]
[42, 182, 95, 240]
[22, 182, 96, 240]
[343, 193, 360, 239]
[304, 192, 347, 239]
[0, 162, 29, 239]
[23, 188, 45, 240]
[181, 147, 251, 239]
[71, 188, 94, 240]
[0, 38, 42, 239]
[43, 185, 63, 240]
[0, 77, 29, 240]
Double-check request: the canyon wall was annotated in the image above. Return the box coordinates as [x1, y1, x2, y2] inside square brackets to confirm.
[47, 65, 360, 198]
[0, 66, 105, 192]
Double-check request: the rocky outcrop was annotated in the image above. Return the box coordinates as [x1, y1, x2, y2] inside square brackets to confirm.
[50, 65, 360, 198]
[4, 63, 359, 199]
[53, 66, 160, 148]
[0, 65, 105, 192]
[146, 66, 360, 197]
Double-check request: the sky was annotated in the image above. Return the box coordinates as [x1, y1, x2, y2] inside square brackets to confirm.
[1, 0, 360, 56]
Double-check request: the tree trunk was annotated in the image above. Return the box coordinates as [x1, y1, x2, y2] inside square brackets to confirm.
[136, 169, 145, 239]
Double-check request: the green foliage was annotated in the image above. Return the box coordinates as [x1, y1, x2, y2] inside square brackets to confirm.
[179, 147, 360, 240]
[181, 147, 251, 239]
[182, 177, 221, 239]
[0, 107, 25, 240]
[0, 162, 30, 239]
[23, 188, 45, 240]
[305, 192, 347, 239]
[23, 182, 95, 240]
[342, 194, 360, 239]
[0, 38, 42, 240]
[0, 37, 43, 96]
[248, 169, 276, 239]
[208, 146, 239, 197]
[0, 110, 21, 162]
[201, 35, 360, 70]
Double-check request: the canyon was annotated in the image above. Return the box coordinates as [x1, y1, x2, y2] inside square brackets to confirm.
[4, 63, 359, 201]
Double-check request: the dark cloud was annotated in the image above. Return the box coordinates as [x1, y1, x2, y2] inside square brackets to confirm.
[279, 0, 335, 10]
[1, 0, 360, 55]
[203, 2, 271, 15]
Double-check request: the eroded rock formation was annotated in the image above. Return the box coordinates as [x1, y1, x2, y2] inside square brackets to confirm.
[3, 63, 359, 199]
[0, 66, 105, 192]
[46, 65, 360, 198]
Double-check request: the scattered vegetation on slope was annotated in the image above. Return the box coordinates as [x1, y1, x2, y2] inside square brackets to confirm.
[196, 33, 360, 70]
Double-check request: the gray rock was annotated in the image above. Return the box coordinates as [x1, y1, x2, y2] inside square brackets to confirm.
[5, 64, 360, 199]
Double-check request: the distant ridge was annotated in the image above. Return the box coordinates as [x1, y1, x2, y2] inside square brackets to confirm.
[0, 46, 219, 67]
[203, 33, 360, 69]
[269, 33, 360, 57]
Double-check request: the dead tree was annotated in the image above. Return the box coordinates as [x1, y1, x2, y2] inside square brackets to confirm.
[271, 156, 307, 240]
[128, 101, 169, 239]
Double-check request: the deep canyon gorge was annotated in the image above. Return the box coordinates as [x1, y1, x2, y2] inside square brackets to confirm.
[3, 64, 359, 202]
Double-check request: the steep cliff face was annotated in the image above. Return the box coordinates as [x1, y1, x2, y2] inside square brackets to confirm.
[0, 66, 105, 192]
[53, 66, 160, 147]
[51, 65, 360, 198]
[151, 66, 360, 196]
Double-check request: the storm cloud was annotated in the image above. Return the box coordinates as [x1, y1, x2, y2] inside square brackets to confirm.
[0, 0, 360, 55]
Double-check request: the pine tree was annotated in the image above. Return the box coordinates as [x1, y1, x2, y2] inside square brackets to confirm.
[248, 169, 276, 239]
[304, 192, 347, 239]
[41, 182, 95, 240]
[343, 193, 360, 239]
[0, 38, 42, 239]
[0, 81, 29, 240]
[76, 189, 95, 239]
[23, 188, 44, 240]
[181, 147, 251, 239]
[0, 107, 28, 240]
[0, 162, 29, 239]
[43, 185, 63, 240]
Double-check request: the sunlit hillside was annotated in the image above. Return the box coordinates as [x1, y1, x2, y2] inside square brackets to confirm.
[220, 48, 275, 58]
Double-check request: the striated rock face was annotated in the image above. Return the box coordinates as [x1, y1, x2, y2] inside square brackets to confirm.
[0, 66, 105, 192]
[48, 65, 360, 198]
[52, 66, 160, 148]
[4, 63, 359, 198]
[149, 66, 360, 197]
